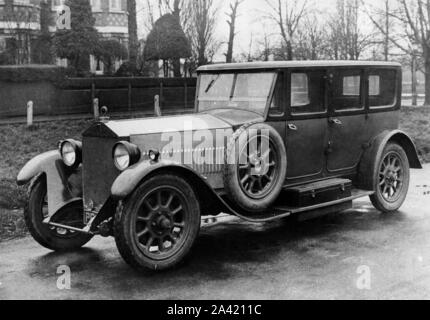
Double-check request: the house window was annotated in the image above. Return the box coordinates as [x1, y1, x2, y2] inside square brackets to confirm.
[91, 0, 101, 11]
[110, 0, 121, 11]
[52, 0, 64, 10]
[14, 0, 31, 5]
[0, 37, 7, 52]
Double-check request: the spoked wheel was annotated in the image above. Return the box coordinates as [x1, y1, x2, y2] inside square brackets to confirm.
[238, 137, 279, 200]
[225, 123, 287, 213]
[114, 174, 201, 271]
[370, 143, 410, 213]
[24, 175, 93, 251]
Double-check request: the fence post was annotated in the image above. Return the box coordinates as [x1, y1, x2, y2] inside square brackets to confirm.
[154, 95, 162, 117]
[27, 101, 33, 127]
[93, 98, 99, 121]
[412, 56, 418, 107]
[184, 80, 188, 109]
[128, 81, 132, 113]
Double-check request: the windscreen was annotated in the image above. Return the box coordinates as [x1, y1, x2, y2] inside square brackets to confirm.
[197, 72, 276, 115]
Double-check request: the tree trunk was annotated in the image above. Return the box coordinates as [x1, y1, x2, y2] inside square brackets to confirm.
[163, 59, 169, 77]
[127, 0, 138, 74]
[173, 59, 181, 77]
[412, 56, 417, 106]
[286, 40, 293, 60]
[425, 57, 430, 106]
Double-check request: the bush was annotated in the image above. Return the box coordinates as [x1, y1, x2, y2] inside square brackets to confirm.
[0, 65, 76, 83]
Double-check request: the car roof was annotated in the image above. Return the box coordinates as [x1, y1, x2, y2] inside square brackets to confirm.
[197, 60, 402, 72]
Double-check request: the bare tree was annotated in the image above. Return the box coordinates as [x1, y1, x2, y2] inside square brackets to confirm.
[327, 0, 371, 60]
[185, 0, 220, 68]
[128, 0, 139, 73]
[363, 0, 395, 61]
[225, 0, 244, 63]
[143, 0, 157, 32]
[365, 0, 430, 104]
[255, 24, 274, 61]
[295, 13, 327, 60]
[263, 0, 309, 60]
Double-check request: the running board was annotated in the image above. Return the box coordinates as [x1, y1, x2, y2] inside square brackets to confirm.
[275, 189, 375, 215]
[43, 190, 375, 233]
[228, 189, 375, 223]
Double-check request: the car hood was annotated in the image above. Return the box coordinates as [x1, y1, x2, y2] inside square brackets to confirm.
[98, 114, 232, 138]
[84, 111, 264, 138]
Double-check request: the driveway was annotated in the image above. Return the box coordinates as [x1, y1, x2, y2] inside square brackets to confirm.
[0, 166, 429, 300]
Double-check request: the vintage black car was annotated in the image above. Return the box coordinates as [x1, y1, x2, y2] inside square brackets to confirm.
[17, 61, 422, 271]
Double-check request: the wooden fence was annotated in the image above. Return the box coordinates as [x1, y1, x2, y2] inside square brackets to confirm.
[0, 77, 197, 118]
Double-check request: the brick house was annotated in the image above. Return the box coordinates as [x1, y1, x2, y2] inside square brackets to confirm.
[0, 0, 129, 73]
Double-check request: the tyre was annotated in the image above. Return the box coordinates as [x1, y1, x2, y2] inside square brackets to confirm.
[24, 176, 93, 251]
[224, 123, 287, 213]
[370, 143, 410, 213]
[114, 174, 201, 271]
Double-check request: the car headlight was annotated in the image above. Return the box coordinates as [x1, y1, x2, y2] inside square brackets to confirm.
[60, 139, 82, 169]
[113, 141, 141, 171]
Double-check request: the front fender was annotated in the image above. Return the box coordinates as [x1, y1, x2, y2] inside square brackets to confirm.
[111, 160, 207, 200]
[358, 130, 422, 190]
[17, 150, 82, 218]
[17, 150, 61, 186]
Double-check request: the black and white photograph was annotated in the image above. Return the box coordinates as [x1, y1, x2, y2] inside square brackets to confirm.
[0, 0, 429, 305]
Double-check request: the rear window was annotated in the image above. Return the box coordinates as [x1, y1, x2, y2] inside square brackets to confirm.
[368, 70, 397, 108]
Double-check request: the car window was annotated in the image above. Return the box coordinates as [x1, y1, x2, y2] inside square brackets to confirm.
[369, 69, 397, 109]
[290, 71, 326, 115]
[369, 75, 380, 96]
[291, 73, 310, 107]
[331, 70, 363, 111]
[270, 73, 284, 116]
[343, 76, 361, 96]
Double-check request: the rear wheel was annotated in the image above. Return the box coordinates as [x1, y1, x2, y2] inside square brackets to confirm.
[370, 143, 410, 213]
[24, 176, 93, 251]
[114, 175, 201, 271]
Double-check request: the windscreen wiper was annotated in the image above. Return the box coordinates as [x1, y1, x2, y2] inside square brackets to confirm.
[205, 75, 220, 93]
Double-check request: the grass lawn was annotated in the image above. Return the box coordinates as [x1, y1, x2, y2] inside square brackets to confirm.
[0, 108, 429, 240]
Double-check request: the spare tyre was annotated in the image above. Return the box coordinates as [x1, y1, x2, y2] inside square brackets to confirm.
[224, 123, 287, 213]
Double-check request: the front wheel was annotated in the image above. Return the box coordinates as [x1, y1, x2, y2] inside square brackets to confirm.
[370, 143, 410, 213]
[24, 176, 93, 251]
[114, 175, 201, 271]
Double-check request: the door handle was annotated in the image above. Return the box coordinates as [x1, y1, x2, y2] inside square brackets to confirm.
[329, 118, 342, 126]
[288, 124, 298, 131]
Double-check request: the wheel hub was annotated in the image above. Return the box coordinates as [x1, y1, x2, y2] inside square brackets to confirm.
[150, 212, 173, 236]
[378, 152, 404, 201]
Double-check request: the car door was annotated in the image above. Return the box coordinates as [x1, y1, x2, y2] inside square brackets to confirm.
[285, 69, 328, 181]
[326, 68, 367, 173]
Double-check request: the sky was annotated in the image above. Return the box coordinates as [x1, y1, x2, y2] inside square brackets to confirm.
[135, 0, 379, 62]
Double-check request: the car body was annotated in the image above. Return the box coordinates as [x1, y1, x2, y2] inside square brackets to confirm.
[17, 61, 422, 271]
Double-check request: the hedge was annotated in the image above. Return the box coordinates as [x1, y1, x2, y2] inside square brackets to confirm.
[0, 65, 76, 83]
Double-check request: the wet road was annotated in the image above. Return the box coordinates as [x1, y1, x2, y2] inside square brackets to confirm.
[1, 166, 430, 300]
